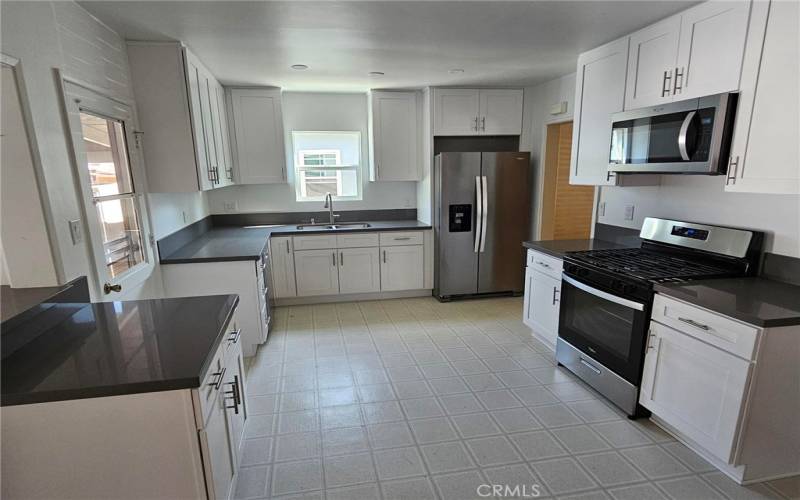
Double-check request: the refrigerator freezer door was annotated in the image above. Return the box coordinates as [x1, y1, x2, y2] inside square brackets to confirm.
[434, 152, 481, 297]
[477, 152, 531, 294]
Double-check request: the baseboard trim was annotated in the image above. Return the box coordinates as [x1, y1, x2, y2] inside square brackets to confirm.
[274, 289, 432, 306]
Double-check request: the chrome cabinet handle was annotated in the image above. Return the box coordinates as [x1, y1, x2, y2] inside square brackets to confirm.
[661, 69, 673, 97]
[647, 331, 656, 350]
[383, 250, 387, 263]
[227, 328, 241, 345]
[480, 116, 486, 131]
[332, 252, 336, 266]
[473, 116, 478, 131]
[678, 317, 711, 331]
[552, 286, 559, 305]
[209, 367, 226, 390]
[393, 237, 411, 241]
[340, 252, 344, 266]
[223, 377, 240, 414]
[536, 260, 551, 269]
[673, 66, 684, 94]
[286, 240, 290, 253]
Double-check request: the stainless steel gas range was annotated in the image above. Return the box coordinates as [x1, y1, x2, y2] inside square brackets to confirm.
[556, 217, 763, 418]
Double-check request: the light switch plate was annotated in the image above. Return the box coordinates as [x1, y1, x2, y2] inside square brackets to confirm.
[624, 204, 635, 221]
[68, 219, 82, 244]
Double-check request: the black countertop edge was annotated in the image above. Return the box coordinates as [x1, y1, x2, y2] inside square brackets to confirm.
[522, 238, 634, 259]
[1, 295, 239, 407]
[653, 278, 800, 328]
[1, 276, 90, 327]
[159, 221, 432, 265]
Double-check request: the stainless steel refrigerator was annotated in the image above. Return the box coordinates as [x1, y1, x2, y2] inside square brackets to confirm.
[433, 152, 531, 300]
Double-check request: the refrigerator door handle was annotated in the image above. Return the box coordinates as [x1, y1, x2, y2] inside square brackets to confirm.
[480, 176, 488, 252]
[474, 176, 482, 253]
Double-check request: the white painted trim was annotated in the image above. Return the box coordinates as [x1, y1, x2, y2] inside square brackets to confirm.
[59, 70, 133, 107]
[274, 288, 431, 306]
[2, 53, 66, 283]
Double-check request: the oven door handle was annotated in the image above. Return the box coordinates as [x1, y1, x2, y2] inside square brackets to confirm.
[562, 274, 645, 311]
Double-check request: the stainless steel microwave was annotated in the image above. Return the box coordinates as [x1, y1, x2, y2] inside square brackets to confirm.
[608, 93, 737, 175]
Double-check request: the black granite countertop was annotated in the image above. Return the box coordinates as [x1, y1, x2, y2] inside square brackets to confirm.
[160, 220, 431, 264]
[654, 278, 800, 328]
[522, 239, 633, 259]
[1, 294, 238, 406]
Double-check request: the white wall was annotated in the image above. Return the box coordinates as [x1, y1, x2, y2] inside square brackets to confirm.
[207, 92, 417, 214]
[149, 192, 210, 239]
[0, 1, 164, 297]
[598, 177, 800, 257]
[520, 73, 578, 238]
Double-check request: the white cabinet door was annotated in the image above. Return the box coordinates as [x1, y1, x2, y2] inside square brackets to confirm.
[224, 339, 246, 464]
[295, 249, 340, 297]
[625, 15, 681, 109]
[674, 1, 751, 100]
[571, 36, 630, 185]
[338, 247, 380, 294]
[198, 70, 221, 188]
[433, 89, 480, 136]
[478, 89, 523, 135]
[380, 245, 424, 291]
[229, 88, 286, 184]
[199, 392, 236, 500]
[214, 83, 235, 187]
[370, 91, 420, 181]
[640, 321, 751, 463]
[270, 237, 297, 298]
[726, 0, 800, 194]
[184, 53, 215, 191]
[528, 269, 560, 346]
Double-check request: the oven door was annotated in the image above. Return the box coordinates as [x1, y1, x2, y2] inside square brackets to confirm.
[558, 274, 650, 385]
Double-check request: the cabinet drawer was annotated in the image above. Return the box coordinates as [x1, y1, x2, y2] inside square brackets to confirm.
[652, 294, 760, 360]
[293, 234, 337, 250]
[379, 231, 423, 246]
[526, 250, 562, 280]
[337, 233, 379, 248]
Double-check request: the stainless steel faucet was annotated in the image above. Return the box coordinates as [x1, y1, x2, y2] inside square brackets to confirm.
[323, 193, 339, 225]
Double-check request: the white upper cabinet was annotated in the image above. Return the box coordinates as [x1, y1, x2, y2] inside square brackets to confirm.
[433, 89, 481, 135]
[127, 43, 231, 192]
[625, 1, 751, 109]
[478, 89, 525, 135]
[368, 91, 421, 181]
[675, 1, 751, 99]
[726, 0, 799, 194]
[570, 36, 630, 186]
[433, 88, 523, 136]
[228, 88, 286, 184]
[625, 16, 682, 109]
[214, 83, 235, 187]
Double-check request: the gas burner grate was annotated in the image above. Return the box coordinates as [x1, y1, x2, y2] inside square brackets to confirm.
[566, 248, 735, 282]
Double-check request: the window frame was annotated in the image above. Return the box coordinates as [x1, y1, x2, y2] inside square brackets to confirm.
[291, 131, 363, 202]
[60, 76, 154, 299]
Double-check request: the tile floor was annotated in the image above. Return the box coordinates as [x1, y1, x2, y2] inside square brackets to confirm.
[239, 297, 798, 500]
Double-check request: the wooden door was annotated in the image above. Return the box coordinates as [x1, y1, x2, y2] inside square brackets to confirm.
[539, 122, 594, 240]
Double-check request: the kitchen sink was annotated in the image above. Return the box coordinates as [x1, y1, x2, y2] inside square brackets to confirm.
[295, 223, 372, 230]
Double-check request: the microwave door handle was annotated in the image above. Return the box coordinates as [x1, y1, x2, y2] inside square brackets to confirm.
[474, 176, 482, 253]
[562, 274, 645, 311]
[678, 110, 697, 161]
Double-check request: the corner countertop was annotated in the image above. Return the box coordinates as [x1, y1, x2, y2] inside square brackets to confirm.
[654, 278, 800, 328]
[1, 294, 238, 406]
[522, 239, 633, 259]
[159, 220, 431, 264]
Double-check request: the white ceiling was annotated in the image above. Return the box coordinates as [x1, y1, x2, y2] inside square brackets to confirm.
[81, 1, 699, 91]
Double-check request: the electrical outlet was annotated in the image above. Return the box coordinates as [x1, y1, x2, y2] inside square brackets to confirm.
[68, 219, 82, 244]
[598, 202, 606, 217]
[223, 201, 239, 212]
[624, 204, 635, 221]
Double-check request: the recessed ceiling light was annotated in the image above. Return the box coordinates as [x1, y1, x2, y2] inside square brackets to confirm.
[368, 71, 385, 76]
[291, 64, 309, 70]
[449, 68, 465, 74]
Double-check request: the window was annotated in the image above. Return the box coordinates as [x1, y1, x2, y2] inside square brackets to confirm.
[292, 131, 361, 201]
[79, 112, 145, 278]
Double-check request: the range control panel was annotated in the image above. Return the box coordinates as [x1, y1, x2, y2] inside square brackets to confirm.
[449, 204, 472, 232]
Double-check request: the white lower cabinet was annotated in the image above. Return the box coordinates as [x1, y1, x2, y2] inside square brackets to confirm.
[201, 382, 237, 500]
[270, 237, 297, 298]
[522, 250, 562, 349]
[295, 249, 340, 297]
[640, 320, 750, 463]
[338, 247, 381, 294]
[523, 268, 561, 347]
[380, 245, 424, 291]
